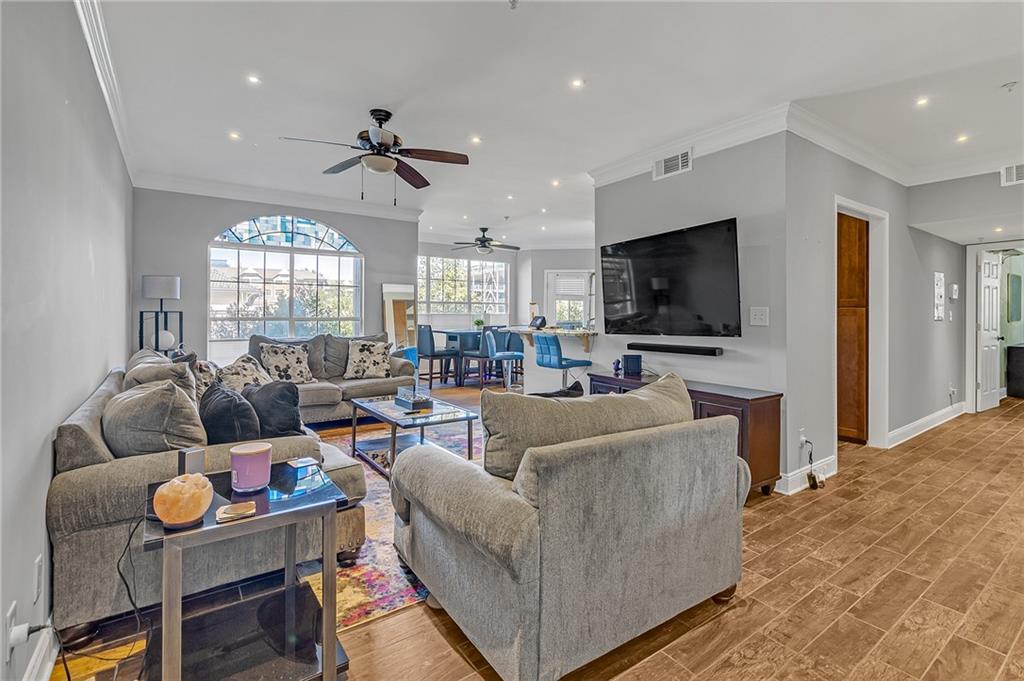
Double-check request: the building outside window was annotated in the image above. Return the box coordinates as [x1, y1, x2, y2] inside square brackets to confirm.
[416, 255, 508, 315]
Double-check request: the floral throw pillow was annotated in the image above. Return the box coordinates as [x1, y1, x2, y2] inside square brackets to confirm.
[343, 340, 393, 380]
[217, 355, 272, 393]
[189, 358, 219, 401]
[259, 343, 314, 384]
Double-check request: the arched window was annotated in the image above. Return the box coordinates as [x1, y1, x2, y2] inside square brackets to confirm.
[208, 216, 362, 364]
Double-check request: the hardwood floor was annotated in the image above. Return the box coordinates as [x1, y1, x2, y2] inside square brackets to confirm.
[52, 394, 1024, 681]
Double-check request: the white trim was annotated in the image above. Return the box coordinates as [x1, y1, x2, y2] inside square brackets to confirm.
[965, 238, 1024, 413]
[775, 455, 838, 496]
[588, 104, 790, 188]
[133, 171, 422, 223]
[886, 401, 965, 448]
[74, 0, 133, 181]
[906, 151, 1024, 187]
[832, 197, 891, 451]
[999, 387, 1008, 400]
[21, 625, 58, 681]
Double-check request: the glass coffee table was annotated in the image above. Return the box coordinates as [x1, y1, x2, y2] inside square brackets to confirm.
[350, 396, 479, 478]
[142, 460, 348, 681]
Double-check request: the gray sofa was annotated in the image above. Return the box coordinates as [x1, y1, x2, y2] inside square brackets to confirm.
[391, 377, 749, 681]
[45, 369, 368, 630]
[247, 333, 415, 424]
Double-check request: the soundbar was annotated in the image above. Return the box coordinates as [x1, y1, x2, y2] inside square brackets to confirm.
[626, 342, 724, 356]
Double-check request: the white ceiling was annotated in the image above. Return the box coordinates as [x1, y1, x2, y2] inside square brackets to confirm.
[914, 213, 1024, 246]
[98, 2, 1023, 250]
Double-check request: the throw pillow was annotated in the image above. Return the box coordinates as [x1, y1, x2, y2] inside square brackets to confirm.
[483, 372, 693, 481]
[217, 355, 272, 393]
[126, 348, 170, 373]
[189, 358, 219, 402]
[124, 362, 197, 403]
[343, 340, 393, 379]
[247, 334, 327, 379]
[199, 382, 260, 445]
[242, 382, 304, 438]
[259, 343, 315, 384]
[323, 333, 388, 378]
[171, 350, 197, 364]
[101, 380, 206, 458]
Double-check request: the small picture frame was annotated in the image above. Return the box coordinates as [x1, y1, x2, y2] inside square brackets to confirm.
[934, 272, 945, 321]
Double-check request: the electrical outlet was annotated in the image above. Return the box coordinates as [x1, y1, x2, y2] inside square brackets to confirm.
[799, 427, 807, 447]
[749, 306, 769, 327]
[5, 601, 15, 664]
[33, 555, 43, 605]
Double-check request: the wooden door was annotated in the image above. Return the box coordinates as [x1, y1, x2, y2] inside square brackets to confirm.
[837, 213, 868, 443]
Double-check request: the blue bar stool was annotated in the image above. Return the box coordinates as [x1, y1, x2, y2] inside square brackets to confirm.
[485, 330, 525, 391]
[535, 334, 592, 388]
[507, 331, 525, 382]
[416, 325, 458, 389]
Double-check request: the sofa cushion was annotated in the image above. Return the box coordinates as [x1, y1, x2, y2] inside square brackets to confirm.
[124, 362, 197, 403]
[189, 358, 219, 401]
[259, 342, 315, 384]
[295, 381, 343, 407]
[482, 372, 693, 480]
[126, 348, 170, 373]
[242, 381, 304, 438]
[248, 334, 326, 379]
[102, 380, 207, 459]
[343, 340, 393, 379]
[199, 382, 261, 445]
[217, 354, 272, 393]
[319, 441, 367, 503]
[329, 375, 414, 401]
[55, 370, 123, 473]
[323, 333, 388, 378]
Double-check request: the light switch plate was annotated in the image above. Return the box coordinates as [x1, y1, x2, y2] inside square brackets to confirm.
[749, 306, 769, 327]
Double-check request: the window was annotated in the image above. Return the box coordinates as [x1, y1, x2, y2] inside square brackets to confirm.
[209, 216, 362, 364]
[545, 270, 594, 327]
[416, 255, 508, 315]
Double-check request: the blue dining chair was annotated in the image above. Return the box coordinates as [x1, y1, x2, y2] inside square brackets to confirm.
[416, 325, 458, 389]
[507, 331, 525, 382]
[485, 330, 525, 391]
[461, 325, 501, 387]
[535, 334, 592, 388]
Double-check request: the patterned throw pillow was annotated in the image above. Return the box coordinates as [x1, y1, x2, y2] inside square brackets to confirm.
[259, 343, 314, 384]
[217, 355, 272, 393]
[343, 340, 393, 379]
[189, 358, 219, 401]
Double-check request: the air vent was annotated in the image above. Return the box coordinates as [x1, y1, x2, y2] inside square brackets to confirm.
[1001, 163, 1024, 187]
[652, 148, 692, 181]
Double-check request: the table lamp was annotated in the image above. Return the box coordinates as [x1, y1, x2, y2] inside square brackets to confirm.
[142, 275, 181, 350]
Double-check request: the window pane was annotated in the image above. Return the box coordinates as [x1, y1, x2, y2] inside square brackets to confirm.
[210, 319, 238, 340]
[239, 320, 264, 338]
[338, 320, 357, 336]
[339, 257, 359, 285]
[294, 283, 316, 317]
[293, 254, 317, 282]
[318, 320, 341, 335]
[232, 220, 263, 244]
[265, 320, 289, 338]
[238, 281, 264, 317]
[317, 285, 339, 317]
[209, 283, 237, 318]
[318, 255, 340, 284]
[295, 321, 317, 337]
[239, 249, 264, 280]
[265, 252, 289, 282]
[338, 287, 356, 318]
[210, 248, 238, 281]
[266, 283, 291, 317]
[556, 299, 584, 323]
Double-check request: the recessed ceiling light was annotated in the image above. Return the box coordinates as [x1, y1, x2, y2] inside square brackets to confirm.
[915, 96, 929, 107]
[540, 225, 547, 231]
[570, 78, 585, 89]
[228, 130, 242, 141]
[246, 74, 262, 86]
[502, 235, 508, 239]
[995, 226, 1005, 232]
[540, 208, 547, 213]
[462, 215, 468, 220]
[506, 194, 514, 200]
[428, 225, 433, 230]
[470, 135, 482, 145]
[956, 134, 969, 143]
[551, 179, 560, 187]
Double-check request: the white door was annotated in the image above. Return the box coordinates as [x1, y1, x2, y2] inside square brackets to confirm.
[977, 251, 1002, 411]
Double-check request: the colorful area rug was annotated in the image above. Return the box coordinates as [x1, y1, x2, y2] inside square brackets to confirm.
[303, 422, 484, 630]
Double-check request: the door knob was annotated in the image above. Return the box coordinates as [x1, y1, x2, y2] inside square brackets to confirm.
[998, 336, 1007, 341]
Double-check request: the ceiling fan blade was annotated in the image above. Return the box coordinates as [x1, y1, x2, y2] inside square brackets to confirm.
[492, 243, 521, 251]
[394, 158, 430, 189]
[451, 245, 476, 251]
[452, 242, 477, 245]
[322, 155, 364, 174]
[398, 148, 470, 165]
[280, 136, 362, 150]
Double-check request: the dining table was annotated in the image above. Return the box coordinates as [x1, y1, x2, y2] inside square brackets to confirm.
[436, 327, 511, 386]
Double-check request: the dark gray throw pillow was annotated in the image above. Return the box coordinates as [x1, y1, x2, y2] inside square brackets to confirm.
[242, 381, 304, 438]
[199, 382, 261, 445]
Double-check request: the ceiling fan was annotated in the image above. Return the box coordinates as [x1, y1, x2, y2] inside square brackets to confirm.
[281, 108, 469, 191]
[453, 227, 520, 254]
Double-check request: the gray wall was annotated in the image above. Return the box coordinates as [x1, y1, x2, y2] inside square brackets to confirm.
[909, 172, 1023, 225]
[518, 249, 596, 324]
[132, 188, 419, 360]
[1, 2, 133, 676]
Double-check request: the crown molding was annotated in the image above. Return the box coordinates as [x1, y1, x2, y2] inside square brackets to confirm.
[785, 103, 913, 185]
[588, 103, 791, 188]
[133, 171, 422, 222]
[903, 150, 1023, 187]
[75, 0, 134, 181]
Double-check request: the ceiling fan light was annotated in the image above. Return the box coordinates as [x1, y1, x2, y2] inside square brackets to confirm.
[361, 154, 397, 174]
[476, 245, 493, 255]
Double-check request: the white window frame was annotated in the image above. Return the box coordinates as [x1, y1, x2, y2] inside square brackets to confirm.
[417, 255, 509, 315]
[544, 269, 595, 326]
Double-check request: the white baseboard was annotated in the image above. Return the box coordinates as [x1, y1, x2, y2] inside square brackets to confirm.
[22, 623, 58, 681]
[999, 388, 1008, 400]
[886, 401, 965, 448]
[775, 455, 838, 496]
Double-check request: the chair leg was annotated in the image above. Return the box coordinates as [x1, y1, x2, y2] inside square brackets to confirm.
[561, 369, 568, 389]
[428, 358, 435, 390]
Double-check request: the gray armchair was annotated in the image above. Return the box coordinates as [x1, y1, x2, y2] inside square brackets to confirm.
[391, 415, 748, 681]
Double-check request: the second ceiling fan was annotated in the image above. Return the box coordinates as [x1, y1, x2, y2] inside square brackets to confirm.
[453, 227, 520, 254]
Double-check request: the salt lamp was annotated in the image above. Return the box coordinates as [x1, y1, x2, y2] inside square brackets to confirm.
[153, 473, 213, 529]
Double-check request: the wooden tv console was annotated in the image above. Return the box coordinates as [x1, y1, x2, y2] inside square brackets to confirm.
[587, 372, 782, 495]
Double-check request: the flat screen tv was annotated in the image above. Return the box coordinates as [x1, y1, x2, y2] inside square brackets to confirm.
[600, 218, 741, 337]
